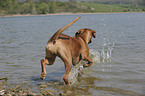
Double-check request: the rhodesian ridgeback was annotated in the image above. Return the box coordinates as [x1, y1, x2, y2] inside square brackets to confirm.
[40, 17, 96, 84]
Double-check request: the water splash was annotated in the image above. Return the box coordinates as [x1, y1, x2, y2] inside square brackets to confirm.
[100, 44, 114, 63]
[68, 62, 84, 85]
[90, 44, 115, 63]
[68, 43, 115, 85]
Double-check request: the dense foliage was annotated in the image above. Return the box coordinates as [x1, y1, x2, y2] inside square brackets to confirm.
[0, 0, 145, 16]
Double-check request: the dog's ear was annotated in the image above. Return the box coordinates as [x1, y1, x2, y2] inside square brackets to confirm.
[75, 30, 83, 36]
[92, 30, 96, 38]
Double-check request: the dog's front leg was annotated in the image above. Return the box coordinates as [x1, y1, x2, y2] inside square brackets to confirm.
[83, 57, 93, 68]
[81, 53, 93, 68]
[40, 59, 49, 80]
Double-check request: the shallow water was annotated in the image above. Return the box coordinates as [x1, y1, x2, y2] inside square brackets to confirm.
[0, 13, 145, 95]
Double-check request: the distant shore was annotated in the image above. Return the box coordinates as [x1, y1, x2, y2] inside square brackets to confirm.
[1, 12, 145, 17]
[0, 12, 73, 17]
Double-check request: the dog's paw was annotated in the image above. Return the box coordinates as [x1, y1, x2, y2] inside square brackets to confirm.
[40, 76, 45, 80]
[40, 72, 46, 80]
[83, 64, 92, 68]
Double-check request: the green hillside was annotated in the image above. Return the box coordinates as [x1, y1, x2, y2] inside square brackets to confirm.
[77, 2, 145, 13]
[0, 0, 145, 16]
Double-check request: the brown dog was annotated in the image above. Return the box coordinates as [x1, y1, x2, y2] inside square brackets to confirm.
[40, 17, 96, 84]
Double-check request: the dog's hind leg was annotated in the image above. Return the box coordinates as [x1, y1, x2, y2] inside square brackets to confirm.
[40, 59, 48, 80]
[59, 54, 72, 85]
[63, 59, 72, 85]
[40, 56, 56, 80]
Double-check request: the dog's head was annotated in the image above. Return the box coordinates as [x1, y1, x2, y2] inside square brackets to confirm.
[75, 28, 96, 44]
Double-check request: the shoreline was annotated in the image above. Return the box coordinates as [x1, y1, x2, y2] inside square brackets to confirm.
[0, 12, 145, 17]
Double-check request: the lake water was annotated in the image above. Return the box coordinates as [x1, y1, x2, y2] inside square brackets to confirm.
[0, 13, 145, 95]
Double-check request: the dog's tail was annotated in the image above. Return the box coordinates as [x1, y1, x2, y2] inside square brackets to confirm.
[48, 17, 81, 44]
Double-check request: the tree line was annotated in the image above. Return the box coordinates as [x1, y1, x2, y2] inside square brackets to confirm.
[0, 0, 145, 16]
[0, 0, 81, 15]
